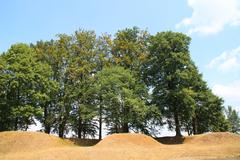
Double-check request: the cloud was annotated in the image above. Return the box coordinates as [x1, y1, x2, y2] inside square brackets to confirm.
[207, 46, 240, 72]
[212, 81, 240, 101]
[212, 81, 240, 111]
[176, 0, 240, 35]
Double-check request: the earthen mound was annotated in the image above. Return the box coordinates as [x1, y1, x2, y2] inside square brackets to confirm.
[0, 131, 72, 154]
[184, 132, 240, 145]
[96, 133, 161, 148]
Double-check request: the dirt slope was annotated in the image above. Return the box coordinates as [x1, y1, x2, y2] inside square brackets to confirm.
[184, 132, 240, 145]
[0, 131, 73, 154]
[96, 133, 161, 148]
[0, 131, 239, 160]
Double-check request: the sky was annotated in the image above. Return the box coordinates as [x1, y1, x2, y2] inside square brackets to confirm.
[1, 0, 240, 112]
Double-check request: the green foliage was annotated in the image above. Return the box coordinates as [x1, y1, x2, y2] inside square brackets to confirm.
[34, 37, 70, 136]
[195, 91, 229, 133]
[144, 32, 196, 136]
[34, 30, 99, 138]
[67, 30, 99, 138]
[0, 44, 53, 131]
[0, 28, 230, 138]
[226, 106, 240, 134]
[12, 105, 42, 130]
[93, 66, 151, 134]
[175, 70, 230, 135]
[144, 31, 229, 136]
[112, 27, 150, 73]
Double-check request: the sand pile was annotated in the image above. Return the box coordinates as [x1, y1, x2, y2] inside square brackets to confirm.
[0, 131, 240, 160]
[184, 132, 240, 145]
[0, 131, 72, 154]
[96, 133, 161, 148]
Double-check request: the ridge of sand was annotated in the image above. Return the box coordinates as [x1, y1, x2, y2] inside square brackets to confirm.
[0, 131, 73, 154]
[95, 133, 162, 148]
[0, 131, 240, 160]
[184, 132, 240, 145]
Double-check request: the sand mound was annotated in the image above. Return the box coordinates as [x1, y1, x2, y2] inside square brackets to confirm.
[1, 132, 240, 160]
[184, 132, 240, 145]
[0, 131, 73, 154]
[96, 133, 161, 148]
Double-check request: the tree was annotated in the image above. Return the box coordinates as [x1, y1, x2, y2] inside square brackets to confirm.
[35, 30, 99, 138]
[144, 32, 197, 136]
[0, 28, 231, 138]
[93, 66, 151, 134]
[66, 30, 98, 139]
[0, 44, 53, 131]
[34, 34, 71, 137]
[180, 69, 230, 135]
[190, 90, 229, 134]
[112, 27, 149, 74]
[95, 34, 112, 139]
[0, 54, 13, 131]
[226, 106, 240, 134]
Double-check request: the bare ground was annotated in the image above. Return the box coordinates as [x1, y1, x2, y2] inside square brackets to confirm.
[0, 131, 239, 160]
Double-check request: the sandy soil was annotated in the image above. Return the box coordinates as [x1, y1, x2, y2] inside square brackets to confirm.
[0, 131, 239, 160]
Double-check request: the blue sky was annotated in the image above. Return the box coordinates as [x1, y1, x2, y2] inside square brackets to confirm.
[1, 0, 240, 111]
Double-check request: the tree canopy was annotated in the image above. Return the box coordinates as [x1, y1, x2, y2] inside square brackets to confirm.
[0, 28, 233, 138]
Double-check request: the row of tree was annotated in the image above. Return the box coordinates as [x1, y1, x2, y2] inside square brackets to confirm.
[0, 27, 239, 139]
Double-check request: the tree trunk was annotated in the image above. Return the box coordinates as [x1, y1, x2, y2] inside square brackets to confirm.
[186, 124, 191, 136]
[24, 124, 28, 131]
[121, 99, 129, 133]
[44, 105, 51, 134]
[122, 122, 129, 133]
[58, 117, 66, 138]
[98, 97, 102, 140]
[58, 123, 65, 138]
[78, 117, 82, 139]
[192, 117, 196, 135]
[174, 111, 182, 137]
[45, 126, 51, 134]
[99, 113, 102, 140]
[14, 117, 18, 131]
[115, 124, 119, 133]
[83, 125, 86, 139]
[15, 85, 20, 131]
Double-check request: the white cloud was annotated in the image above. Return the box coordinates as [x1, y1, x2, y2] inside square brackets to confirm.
[212, 81, 240, 101]
[212, 81, 240, 111]
[207, 46, 240, 72]
[176, 0, 240, 35]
